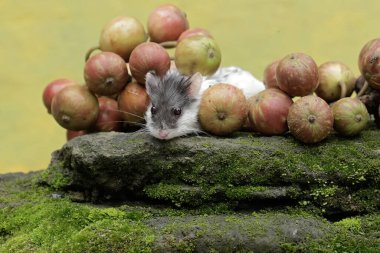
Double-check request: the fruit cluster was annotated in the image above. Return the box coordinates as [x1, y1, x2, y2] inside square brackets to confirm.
[251, 43, 380, 144]
[42, 4, 379, 144]
[42, 4, 221, 140]
[196, 45, 378, 144]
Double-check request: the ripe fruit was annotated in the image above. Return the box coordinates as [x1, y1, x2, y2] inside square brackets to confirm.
[147, 4, 189, 43]
[84, 52, 129, 96]
[51, 85, 99, 131]
[42, 79, 76, 113]
[175, 35, 221, 76]
[316, 61, 356, 102]
[178, 28, 212, 42]
[93, 97, 123, 132]
[276, 53, 319, 97]
[199, 84, 247, 135]
[248, 88, 293, 135]
[118, 81, 150, 124]
[358, 38, 380, 91]
[67, 130, 87, 141]
[129, 42, 171, 84]
[263, 60, 280, 89]
[99, 16, 147, 61]
[331, 97, 370, 136]
[287, 95, 333, 144]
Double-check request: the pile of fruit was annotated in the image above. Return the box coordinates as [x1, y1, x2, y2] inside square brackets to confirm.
[42, 4, 379, 144]
[251, 40, 380, 144]
[42, 4, 222, 140]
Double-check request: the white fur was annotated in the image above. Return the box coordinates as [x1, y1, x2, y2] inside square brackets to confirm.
[200, 66, 265, 98]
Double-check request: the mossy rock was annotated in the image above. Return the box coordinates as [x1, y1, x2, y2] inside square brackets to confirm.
[1, 173, 379, 252]
[42, 128, 380, 217]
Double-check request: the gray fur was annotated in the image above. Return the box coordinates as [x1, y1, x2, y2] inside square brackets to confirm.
[145, 71, 197, 131]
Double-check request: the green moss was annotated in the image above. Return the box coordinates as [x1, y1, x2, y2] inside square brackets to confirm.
[1, 174, 380, 252]
[0, 200, 155, 252]
[40, 161, 72, 190]
[335, 217, 362, 233]
[225, 186, 269, 200]
[144, 183, 218, 207]
[0, 176, 154, 252]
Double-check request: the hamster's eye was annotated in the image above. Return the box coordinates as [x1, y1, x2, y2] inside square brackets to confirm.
[151, 106, 157, 115]
[172, 107, 182, 116]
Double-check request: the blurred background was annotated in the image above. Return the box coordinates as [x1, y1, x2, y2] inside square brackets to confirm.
[0, 0, 378, 173]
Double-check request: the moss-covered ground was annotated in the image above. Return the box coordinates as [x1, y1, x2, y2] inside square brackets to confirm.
[0, 172, 379, 252]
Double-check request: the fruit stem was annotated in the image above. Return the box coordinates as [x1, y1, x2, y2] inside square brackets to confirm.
[85, 46, 101, 62]
[355, 114, 362, 122]
[217, 112, 226, 120]
[105, 77, 114, 86]
[159, 41, 177, 49]
[61, 115, 71, 124]
[357, 80, 369, 97]
[338, 81, 347, 99]
[308, 115, 316, 123]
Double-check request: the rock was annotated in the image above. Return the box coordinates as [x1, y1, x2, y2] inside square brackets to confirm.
[148, 214, 330, 253]
[43, 129, 380, 217]
[1, 172, 379, 252]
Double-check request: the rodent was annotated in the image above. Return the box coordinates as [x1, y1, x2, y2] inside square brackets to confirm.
[145, 66, 265, 140]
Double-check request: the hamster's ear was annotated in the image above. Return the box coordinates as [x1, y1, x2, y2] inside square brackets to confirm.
[145, 71, 159, 96]
[188, 72, 203, 98]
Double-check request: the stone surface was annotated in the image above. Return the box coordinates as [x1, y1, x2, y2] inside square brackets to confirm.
[1, 173, 379, 252]
[43, 128, 380, 217]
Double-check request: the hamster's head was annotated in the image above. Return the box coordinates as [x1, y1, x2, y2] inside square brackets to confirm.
[145, 70, 203, 140]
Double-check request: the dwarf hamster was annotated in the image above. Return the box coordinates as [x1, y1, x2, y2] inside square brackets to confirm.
[144, 67, 265, 140]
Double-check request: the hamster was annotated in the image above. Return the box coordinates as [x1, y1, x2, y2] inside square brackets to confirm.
[144, 67, 265, 140]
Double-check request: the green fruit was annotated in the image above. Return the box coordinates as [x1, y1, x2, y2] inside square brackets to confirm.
[331, 97, 370, 136]
[99, 16, 147, 61]
[316, 61, 356, 102]
[175, 35, 221, 76]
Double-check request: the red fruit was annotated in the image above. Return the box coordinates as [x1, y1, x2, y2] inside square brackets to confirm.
[276, 53, 319, 97]
[248, 88, 293, 135]
[84, 52, 129, 96]
[51, 85, 99, 131]
[199, 84, 248, 136]
[42, 79, 76, 113]
[316, 61, 356, 102]
[118, 81, 150, 124]
[331, 97, 370, 136]
[93, 97, 123, 132]
[129, 42, 171, 84]
[67, 130, 87, 141]
[99, 16, 147, 61]
[147, 4, 189, 43]
[287, 95, 333, 144]
[358, 38, 380, 90]
[178, 28, 212, 42]
[263, 60, 280, 89]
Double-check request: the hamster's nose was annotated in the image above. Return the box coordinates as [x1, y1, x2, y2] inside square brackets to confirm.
[159, 130, 169, 139]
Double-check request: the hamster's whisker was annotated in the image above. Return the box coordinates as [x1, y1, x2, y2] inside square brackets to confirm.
[193, 129, 212, 137]
[108, 109, 146, 120]
[121, 121, 147, 127]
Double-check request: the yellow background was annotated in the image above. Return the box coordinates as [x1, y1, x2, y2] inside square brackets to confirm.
[0, 0, 378, 173]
